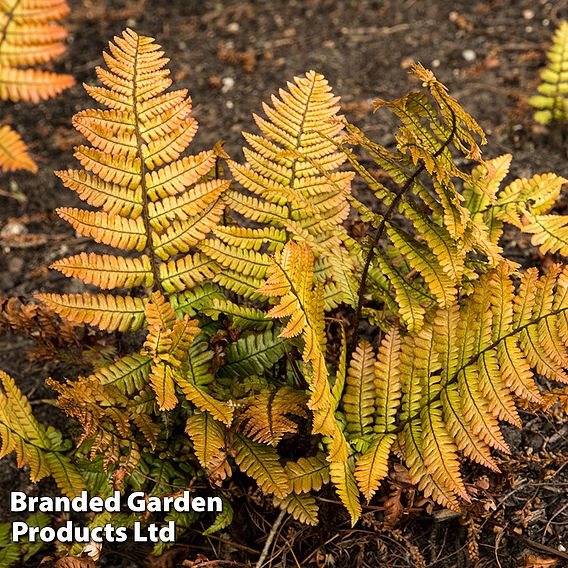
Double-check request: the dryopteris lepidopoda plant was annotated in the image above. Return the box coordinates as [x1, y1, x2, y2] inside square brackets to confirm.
[0, 29, 567, 560]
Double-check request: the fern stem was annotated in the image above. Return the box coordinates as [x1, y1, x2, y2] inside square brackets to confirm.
[351, 107, 458, 347]
[131, 34, 162, 293]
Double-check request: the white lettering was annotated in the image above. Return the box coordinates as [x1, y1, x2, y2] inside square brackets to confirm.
[105, 492, 120, 512]
[10, 492, 27, 512]
[11, 522, 28, 541]
[41, 527, 56, 541]
[208, 496, 223, 512]
[90, 497, 103, 512]
[127, 492, 146, 512]
[192, 497, 205, 512]
[160, 521, 175, 542]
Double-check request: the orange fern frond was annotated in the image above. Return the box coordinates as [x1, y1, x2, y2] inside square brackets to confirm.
[37, 28, 229, 330]
[0, 0, 74, 171]
[0, 124, 36, 171]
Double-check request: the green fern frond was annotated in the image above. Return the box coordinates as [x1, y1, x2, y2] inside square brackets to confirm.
[218, 329, 289, 378]
[274, 493, 319, 525]
[529, 20, 568, 124]
[231, 434, 290, 499]
[0, 371, 84, 497]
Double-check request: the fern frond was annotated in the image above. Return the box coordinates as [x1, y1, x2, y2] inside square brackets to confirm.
[52, 253, 153, 289]
[0, 371, 84, 497]
[203, 298, 273, 331]
[260, 241, 350, 474]
[178, 380, 234, 426]
[529, 20, 568, 124]
[0, 124, 36, 171]
[219, 70, 357, 307]
[0, 64, 73, 102]
[50, 376, 143, 473]
[239, 386, 307, 446]
[274, 493, 319, 525]
[141, 292, 201, 410]
[92, 354, 152, 396]
[39, 28, 228, 328]
[170, 283, 225, 317]
[354, 329, 401, 500]
[382, 262, 568, 510]
[329, 459, 362, 526]
[36, 293, 146, 332]
[231, 434, 290, 498]
[0, 2, 69, 172]
[0, 0, 73, 93]
[284, 454, 330, 493]
[186, 411, 227, 471]
[218, 329, 288, 378]
[343, 341, 376, 440]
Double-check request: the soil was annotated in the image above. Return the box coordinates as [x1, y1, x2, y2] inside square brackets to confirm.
[1, 0, 568, 566]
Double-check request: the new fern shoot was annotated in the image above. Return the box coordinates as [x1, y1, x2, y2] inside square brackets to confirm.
[0, 27, 568, 564]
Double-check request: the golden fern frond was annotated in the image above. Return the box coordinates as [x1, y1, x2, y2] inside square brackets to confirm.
[36, 292, 146, 332]
[489, 173, 568, 256]
[231, 434, 290, 498]
[354, 329, 401, 500]
[274, 493, 319, 526]
[329, 459, 362, 527]
[52, 253, 153, 289]
[0, 371, 84, 497]
[141, 291, 200, 410]
[344, 66, 504, 331]
[259, 242, 337, 426]
[0, 124, 36, 171]
[0, 62, 73, 102]
[37, 28, 229, 328]
[387, 262, 568, 511]
[239, 386, 308, 446]
[177, 378, 234, 426]
[284, 454, 330, 493]
[343, 340, 376, 441]
[260, 241, 355, 513]
[185, 411, 227, 471]
[0, 0, 73, 99]
[216, 70, 357, 308]
[529, 20, 568, 124]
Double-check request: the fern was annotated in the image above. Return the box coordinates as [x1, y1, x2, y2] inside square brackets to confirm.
[4, 26, 568, 543]
[0, 124, 35, 171]
[231, 434, 290, 499]
[37, 28, 229, 332]
[0, 0, 74, 171]
[260, 242, 349, 462]
[218, 328, 289, 378]
[185, 411, 228, 473]
[529, 20, 568, 124]
[274, 493, 319, 526]
[207, 71, 358, 308]
[0, 371, 84, 497]
[239, 386, 307, 445]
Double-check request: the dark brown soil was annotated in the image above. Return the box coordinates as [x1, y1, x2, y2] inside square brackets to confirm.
[1, 1, 568, 566]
